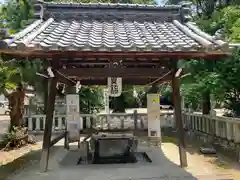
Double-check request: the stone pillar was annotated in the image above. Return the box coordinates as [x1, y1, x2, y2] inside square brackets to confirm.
[233, 123, 240, 143]
[181, 96, 185, 111]
[226, 122, 232, 140]
[215, 120, 220, 137]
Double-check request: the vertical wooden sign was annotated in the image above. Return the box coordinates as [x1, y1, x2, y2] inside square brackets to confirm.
[147, 94, 161, 138]
[66, 94, 81, 141]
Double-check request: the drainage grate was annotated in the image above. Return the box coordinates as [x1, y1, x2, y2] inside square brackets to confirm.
[77, 152, 152, 165]
[134, 152, 152, 163]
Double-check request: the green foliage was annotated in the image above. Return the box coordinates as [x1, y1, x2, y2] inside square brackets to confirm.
[0, 60, 19, 92]
[0, 0, 41, 95]
[1, 0, 32, 32]
[195, 6, 240, 41]
[214, 49, 240, 116]
[175, 1, 240, 114]
[2, 126, 35, 151]
[79, 86, 104, 113]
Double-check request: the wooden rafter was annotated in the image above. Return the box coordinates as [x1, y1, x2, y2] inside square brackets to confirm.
[59, 68, 170, 78]
[58, 77, 172, 86]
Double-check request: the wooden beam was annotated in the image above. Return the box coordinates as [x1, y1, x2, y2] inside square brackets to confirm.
[172, 66, 188, 168]
[50, 132, 66, 147]
[55, 72, 76, 86]
[59, 68, 169, 78]
[60, 59, 173, 67]
[40, 77, 58, 172]
[57, 77, 171, 85]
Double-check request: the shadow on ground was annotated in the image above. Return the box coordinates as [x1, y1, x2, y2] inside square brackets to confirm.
[0, 134, 60, 180]
[0, 146, 60, 180]
[160, 131, 240, 173]
[0, 149, 41, 180]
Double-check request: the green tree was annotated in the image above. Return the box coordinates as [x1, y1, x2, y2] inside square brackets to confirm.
[79, 86, 103, 114]
[1, 0, 32, 32]
[165, 1, 240, 114]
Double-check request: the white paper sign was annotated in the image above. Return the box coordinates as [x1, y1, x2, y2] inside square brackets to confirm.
[108, 77, 122, 97]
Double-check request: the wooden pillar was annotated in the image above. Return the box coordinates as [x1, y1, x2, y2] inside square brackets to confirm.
[172, 67, 188, 167]
[43, 78, 49, 114]
[40, 77, 58, 172]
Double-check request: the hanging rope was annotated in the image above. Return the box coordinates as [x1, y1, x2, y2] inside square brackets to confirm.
[121, 70, 172, 93]
[56, 70, 77, 84]
[55, 69, 173, 93]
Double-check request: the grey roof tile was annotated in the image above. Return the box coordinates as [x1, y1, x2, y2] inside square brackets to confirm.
[0, 2, 228, 52]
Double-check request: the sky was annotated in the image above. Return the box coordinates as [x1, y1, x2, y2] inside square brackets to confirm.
[156, 0, 166, 4]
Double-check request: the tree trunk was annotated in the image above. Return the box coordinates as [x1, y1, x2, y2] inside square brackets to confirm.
[4, 84, 25, 130]
[112, 95, 125, 113]
[202, 90, 211, 115]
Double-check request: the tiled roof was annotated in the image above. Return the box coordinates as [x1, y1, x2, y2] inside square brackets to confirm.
[0, 1, 227, 52]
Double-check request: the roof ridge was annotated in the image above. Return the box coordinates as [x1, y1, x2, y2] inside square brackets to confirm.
[40, 0, 183, 9]
[33, 1, 192, 22]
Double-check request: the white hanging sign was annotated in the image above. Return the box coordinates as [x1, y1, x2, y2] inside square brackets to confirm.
[108, 77, 122, 97]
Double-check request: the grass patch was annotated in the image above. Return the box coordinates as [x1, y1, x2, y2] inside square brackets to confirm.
[162, 135, 178, 144]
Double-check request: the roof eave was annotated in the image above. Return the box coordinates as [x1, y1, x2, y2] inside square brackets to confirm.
[0, 49, 230, 60]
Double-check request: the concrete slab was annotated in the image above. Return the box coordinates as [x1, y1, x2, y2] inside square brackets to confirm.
[7, 140, 235, 180]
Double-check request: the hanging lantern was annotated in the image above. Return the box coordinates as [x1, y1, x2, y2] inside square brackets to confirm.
[108, 77, 122, 97]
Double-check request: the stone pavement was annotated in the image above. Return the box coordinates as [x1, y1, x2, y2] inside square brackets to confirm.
[6, 139, 236, 180]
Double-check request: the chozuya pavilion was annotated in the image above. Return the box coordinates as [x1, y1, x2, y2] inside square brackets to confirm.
[0, 0, 229, 172]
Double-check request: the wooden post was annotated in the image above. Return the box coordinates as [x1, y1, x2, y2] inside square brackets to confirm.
[40, 77, 58, 172]
[172, 67, 188, 167]
[133, 110, 138, 135]
[43, 77, 49, 114]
